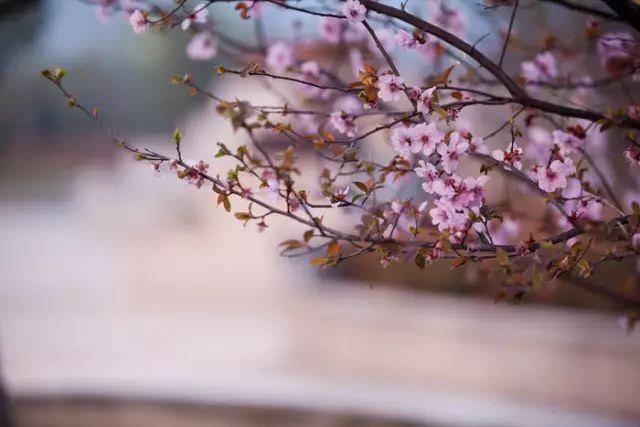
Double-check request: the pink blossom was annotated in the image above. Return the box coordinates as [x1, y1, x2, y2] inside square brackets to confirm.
[411, 122, 443, 156]
[186, 32, 218, 60]
[432, 173, 460, 198]
[467, 135, 487, 154]
[298, 61, 324, 96]
[343, 22, 367, 43]
[96, 5, 110, 23]
[245, 1, 265, 18]
[129, 9, 147, 34]
[632, 233, 640, 251]
[330, 185, 350, 207]
[597, 32, 637, 77]
[185, 160, 209, 188]
[181, 2, 209, 31]
[333, 95, 362, 115]
[536, 159, 573, 193]
[449, 175, 488, 211]
[437, 132, 468, 173]
[525, 126, 553, 163]
[406, 86, 422, 102]
[417, 86, 436, 114]
[391, 125, 415, 158]
[492, 143, 523, 170]
[488, 218, 519, 245]
[521, 52, 558, 83]
[628, 105, 640, 121]
[319, 17, 342, 44]
[561, 177, 582, 199]
[342, 0, 366, 23]
[429, 1, 467, 38]
[266, 42, 294, 73]
[395, 29, 416, 49]
[377, 74, 404, 102]
[415, 160, 440, 193]
[624, 145, 640, 166]
[552, 130, 583, 152]
[299, 61, 321, 80]
[429, 199, 467, 231]
[330, 111, 357, 138]
[150, 162, 161, 176]
[574, 197, 602, 221]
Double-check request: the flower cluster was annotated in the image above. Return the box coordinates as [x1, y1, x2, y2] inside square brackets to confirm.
[50, 0, 640, 318]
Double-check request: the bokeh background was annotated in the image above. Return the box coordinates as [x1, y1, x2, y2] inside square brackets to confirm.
[1, 1, 639, 426]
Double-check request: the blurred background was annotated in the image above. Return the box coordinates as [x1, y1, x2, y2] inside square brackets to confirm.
[0, 0, 639, 426]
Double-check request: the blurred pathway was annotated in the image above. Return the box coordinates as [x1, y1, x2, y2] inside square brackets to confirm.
[1, 156, 639, 427]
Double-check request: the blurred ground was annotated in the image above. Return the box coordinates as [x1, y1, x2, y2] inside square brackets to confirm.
[1, 146, 639, 427]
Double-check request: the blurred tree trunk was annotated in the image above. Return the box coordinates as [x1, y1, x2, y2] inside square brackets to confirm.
[0, 360, 12, 427]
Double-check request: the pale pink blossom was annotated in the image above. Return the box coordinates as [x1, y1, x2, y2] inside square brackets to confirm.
[562, 177, 582, 199]
[319, 17, 342, 44]
[552, 130, 583, 152]
[186, 32, 217, 60]
[521, 51, 558, 83]
[449, 175, 488, 211]
[525, 126, 553, 163]
[429, 1, 467, 38]
[429, 199, 467, 231]
[391, 125, 415, 158]
[333, 95, 362, 115]
[185, 160, 209, 188]
[632, 233, 640, 251]
[437, 132, 468, 174]
[342, 0, 366, 23]
[536, 159, 573, 193]
[245, 1, 265, 18]
[415, 160, 440, 194]
[298, 61, 324, 96]
[432, 173, 460, 198]
[624, 145, 640, 166]
[377, 74, 404, 102]
[343, 22, 367, 43]
[488, 218, 519, 245]
[266, 42, 294, 73]
[417, 86, 436, 114]
[395, 29, 416, 49]
[597, 32, 638, 77]
[467, 136, 487, 154]
[628, 105, 640, 121]
[330, 185, 350, 207]
[181, 2, 209, 31]
[411, 122, 443, 156]
[129, 9, 147, 34]
[492, 143, 523, 170]
[330, 111, 357, 137]
[574, 197, 602, 221]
